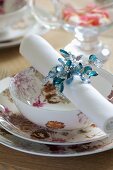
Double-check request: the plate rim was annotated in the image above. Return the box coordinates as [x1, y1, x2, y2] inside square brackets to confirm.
[0, 127, 113, 157]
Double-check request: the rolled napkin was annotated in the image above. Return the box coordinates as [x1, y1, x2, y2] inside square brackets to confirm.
[20, 34, 62, 76]
[64, 76, 113, 133]
[20, 34, 113, 133]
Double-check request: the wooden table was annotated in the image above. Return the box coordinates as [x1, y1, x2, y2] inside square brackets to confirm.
[0, 28, 113, 170]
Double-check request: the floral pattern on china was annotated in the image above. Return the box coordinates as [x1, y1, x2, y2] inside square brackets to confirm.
[0, 83, 113, 155]
[0, 89, 108, 145]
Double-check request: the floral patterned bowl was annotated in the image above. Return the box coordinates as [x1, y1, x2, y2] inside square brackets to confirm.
[0, 0, 28, 33]
[9, 67, 113, 131]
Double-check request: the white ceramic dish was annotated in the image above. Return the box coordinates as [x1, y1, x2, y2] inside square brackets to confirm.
[9, 67, 113, 131]
[9, 67, 91, 130]
[0, 89, 106, 145]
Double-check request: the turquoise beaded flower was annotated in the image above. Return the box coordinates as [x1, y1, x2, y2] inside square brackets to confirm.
[45, 49, 100, 93]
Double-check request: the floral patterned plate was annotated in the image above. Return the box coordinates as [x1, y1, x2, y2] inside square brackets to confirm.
[0, 126, 113, 157]
[0, 89, 108, 146]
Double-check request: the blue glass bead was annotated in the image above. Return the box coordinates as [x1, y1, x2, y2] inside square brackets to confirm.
[83, 66, 92, 74]
[78, 63, 83, 69]
[75, 63, 83, 73]
[56, 65, 64, 72]
[60, 49, 69, 58]
[89, 54, 98, 63]
[72, 63, 82, 75]
[48, 71, 56, 78]
[53, 77, 64, 85]
[59, 82, 64, 93]
[89, 71, 98, 77]
[72, 69, 79, 75]
[66, 60, 72, 66]
[71, 69, 78, 75]
[67, 72, 71, 79]
[66, 76, 73, 85]
[58, 58, 65, 65]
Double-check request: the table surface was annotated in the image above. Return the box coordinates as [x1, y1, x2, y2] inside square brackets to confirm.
[1, 26, 113, 170]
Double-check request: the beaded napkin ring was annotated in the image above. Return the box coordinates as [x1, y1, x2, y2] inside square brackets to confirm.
[44, 49, 102, 93]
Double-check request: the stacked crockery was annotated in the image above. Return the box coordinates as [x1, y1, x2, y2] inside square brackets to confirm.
[0, 34, 113, 157]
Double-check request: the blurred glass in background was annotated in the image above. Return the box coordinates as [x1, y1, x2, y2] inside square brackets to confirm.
[29, 0, 113, 61]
